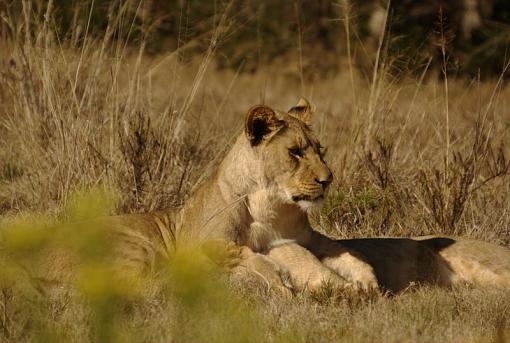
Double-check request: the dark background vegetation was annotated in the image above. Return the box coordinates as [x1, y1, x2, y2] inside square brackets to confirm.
[2, 0, 510, 77]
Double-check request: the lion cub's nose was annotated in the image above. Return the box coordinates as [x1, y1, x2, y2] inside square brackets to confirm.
[315, 172, 333, 189]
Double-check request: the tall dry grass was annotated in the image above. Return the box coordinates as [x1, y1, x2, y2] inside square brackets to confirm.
[0, 1, 509, 342]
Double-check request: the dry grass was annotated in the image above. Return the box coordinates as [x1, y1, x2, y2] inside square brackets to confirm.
[0, 1, 510, 342]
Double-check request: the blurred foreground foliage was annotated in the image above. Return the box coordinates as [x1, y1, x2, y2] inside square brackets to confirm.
[1, 0, 510, 77]
[0, 188, 278, 343]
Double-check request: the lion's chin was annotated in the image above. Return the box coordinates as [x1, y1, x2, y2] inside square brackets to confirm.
[282, 188, 325, 211]
[296, 196, 324, 212]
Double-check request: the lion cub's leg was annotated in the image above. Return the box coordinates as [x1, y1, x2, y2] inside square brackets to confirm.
[267, 241, 352, 292]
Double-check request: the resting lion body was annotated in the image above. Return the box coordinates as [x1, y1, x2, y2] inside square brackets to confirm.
[5, 99, 509, 295]
[313, 235, 510, 293]
[8, 99, 358, 294]
[243, 187, 510, 293]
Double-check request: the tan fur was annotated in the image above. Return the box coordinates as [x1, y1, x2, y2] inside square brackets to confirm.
[173, 99, 374, 292]
[268, 241, 350, 291]
[250, 233, 510, 294]
[310, 236, 510, 293]
[214, 99, 510, 294]
[244, 187, 378, 292]
[10, 211, 179, 286]
[14, 97, 509, 296]
[12, 98, 361, 295]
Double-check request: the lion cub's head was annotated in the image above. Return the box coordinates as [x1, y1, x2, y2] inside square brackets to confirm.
[244, 98, 332, 210]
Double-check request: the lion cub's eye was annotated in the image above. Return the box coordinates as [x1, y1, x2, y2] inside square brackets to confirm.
[289, 147, 304, 158]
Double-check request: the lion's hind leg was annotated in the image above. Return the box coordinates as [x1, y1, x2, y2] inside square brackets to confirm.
[418, 237, 510, 288]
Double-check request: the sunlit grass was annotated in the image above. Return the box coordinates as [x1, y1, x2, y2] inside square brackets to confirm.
[0, 188, 278, 343]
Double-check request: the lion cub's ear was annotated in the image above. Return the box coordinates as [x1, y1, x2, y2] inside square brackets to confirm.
[245, 105, 285, 146]
[288, 97, 312, 124]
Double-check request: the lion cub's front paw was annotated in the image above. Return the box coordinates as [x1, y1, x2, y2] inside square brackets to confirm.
[201, 239, 244, 270]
